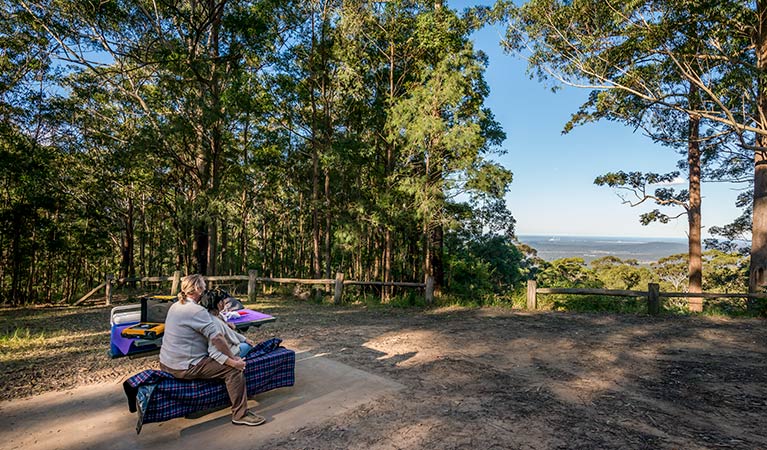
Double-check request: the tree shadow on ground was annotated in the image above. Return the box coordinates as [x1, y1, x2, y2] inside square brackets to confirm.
[2, 297, 767, 448]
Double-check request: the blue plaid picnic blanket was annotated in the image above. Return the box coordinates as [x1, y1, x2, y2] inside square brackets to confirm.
[123, 338, 295, 433]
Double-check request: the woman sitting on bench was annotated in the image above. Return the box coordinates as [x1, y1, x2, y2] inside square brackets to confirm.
[159, 274, 265, 427]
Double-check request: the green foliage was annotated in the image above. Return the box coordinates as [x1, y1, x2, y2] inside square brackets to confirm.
[651, 253, 688, 292]
[594, 171, 688, 225]
[548, 295, 647, 314]
[702, 250, 748, 293]
[2, 0, 513, 305]
[501, 0, 767, 293]
[444, 233, 524, 302]
[591, 256, 653, 289]
[536, 257, 602, 289]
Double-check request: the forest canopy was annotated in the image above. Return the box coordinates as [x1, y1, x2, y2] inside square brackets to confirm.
[1, 0, 758, 307]
[0, 0, 515, 304]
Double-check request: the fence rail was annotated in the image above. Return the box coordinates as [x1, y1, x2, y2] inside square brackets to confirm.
[527, 280, 767, 315]
[76, 271, 433, 306]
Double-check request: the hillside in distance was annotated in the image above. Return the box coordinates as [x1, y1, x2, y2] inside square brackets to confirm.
[517, 235, 689, 265]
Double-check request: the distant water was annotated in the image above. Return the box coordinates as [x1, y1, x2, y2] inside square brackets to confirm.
[517, 235, 689, 265]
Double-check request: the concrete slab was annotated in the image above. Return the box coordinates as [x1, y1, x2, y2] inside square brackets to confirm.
[1, 352, 403, 450]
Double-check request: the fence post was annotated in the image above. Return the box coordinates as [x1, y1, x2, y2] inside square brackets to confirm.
[526, 279, 537, 310]
[334, 272, 345, 304]
[105, 274, 114, 306]
[647, 283, 660, 316]
[425, 276, 434, 304]
[170, 270, 181, 296]
[248, 270, 258, 304]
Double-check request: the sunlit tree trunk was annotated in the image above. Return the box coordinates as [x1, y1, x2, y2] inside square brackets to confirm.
[687, 89, 703, 311]
[119, 196, 135, 283]
[751, 1, 767, 294]
[324, 170, 332, 279]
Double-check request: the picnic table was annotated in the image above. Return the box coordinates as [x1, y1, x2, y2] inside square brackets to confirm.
[109, 295, 275, 358]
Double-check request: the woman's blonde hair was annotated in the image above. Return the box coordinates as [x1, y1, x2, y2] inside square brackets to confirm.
[178, 274, 206, 303]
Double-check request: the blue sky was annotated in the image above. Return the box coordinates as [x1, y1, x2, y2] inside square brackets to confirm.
[459, 3, 746, 239]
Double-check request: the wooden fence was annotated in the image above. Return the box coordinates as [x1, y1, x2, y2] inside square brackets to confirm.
[76, 271, 433, 306]
[525, 280, 767, 315]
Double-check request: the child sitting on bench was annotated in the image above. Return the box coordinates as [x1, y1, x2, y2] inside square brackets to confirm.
[200, 289, 256, 359]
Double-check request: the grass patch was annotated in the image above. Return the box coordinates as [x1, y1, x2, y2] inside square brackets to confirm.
[0, 327, 49, 357]
[0, 327, 48, 343]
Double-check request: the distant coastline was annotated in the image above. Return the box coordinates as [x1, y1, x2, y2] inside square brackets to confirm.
[516, 235, 689, 265]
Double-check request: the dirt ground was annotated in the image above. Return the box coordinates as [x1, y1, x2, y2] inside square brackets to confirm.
[2, 296, 767, 449]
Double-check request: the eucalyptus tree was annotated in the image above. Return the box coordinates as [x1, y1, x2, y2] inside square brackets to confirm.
[500, 0, 722, 309]
[501, 0, 767, 294]
[266, 0, 342, 281]
[334, 0, 426, 297]
[18, 0, 292, 276]
[571, 69, 713, 308]
[388, 4, 509, 295]
[571, 5, 744, 308]
[0, 0, 72, 303]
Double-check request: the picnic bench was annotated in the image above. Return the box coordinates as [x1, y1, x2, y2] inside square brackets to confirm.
[123, 337, 295, 433]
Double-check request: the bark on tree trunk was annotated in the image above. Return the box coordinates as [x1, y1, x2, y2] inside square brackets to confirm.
[383, 41, 396, 302]
[220, 221, 228, 274]
[750, 2, 767, 294]
[10, 216, 23, 305]
[309, 5, 322, 283]
[207, 221, 217, 276]
[751, 148, 767, 293]
[423, 220, 432, 300]
[139, 194, 147, 277]
[312, 146, 321, 279]
[324, 170, 332, 279]
[430, 224, 444, 296]
[120, 196, 135, 284]
[194, 223, 208, 275]
[687, 102, 703, 312]
[298, 192, 305, 278]
[383, 228, 392, 302]
[240, 189, 248, 274]
[26, 228, 37, 301]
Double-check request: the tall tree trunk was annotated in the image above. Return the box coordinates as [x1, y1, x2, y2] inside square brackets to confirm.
[240, 113, 250, 274]
[10, 215, 23, 306]
[207, 221, 217, 275]
[26, 228, 37, 302]
[751, 1, 767, 294]
[382, 41, 396, 302]
[430, 224, 444, 296]
[220, 220, 228, 274]
[298, 192, 305, 278]
[687, 96, 703, 312]
[240, 189, 248, 274]
[274, 224, 280, 277]
[324, 170, 332, 279]
[261, 219, 268, 277]
[194, 224, 208, 275]
[139, 194, 147, 277]
[211, 0, 224, 276]
[310, 7, 321, 280]
[312, 144, 321, 279]
[383, 229, 392, 301]
[120, 196, 135, 283]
